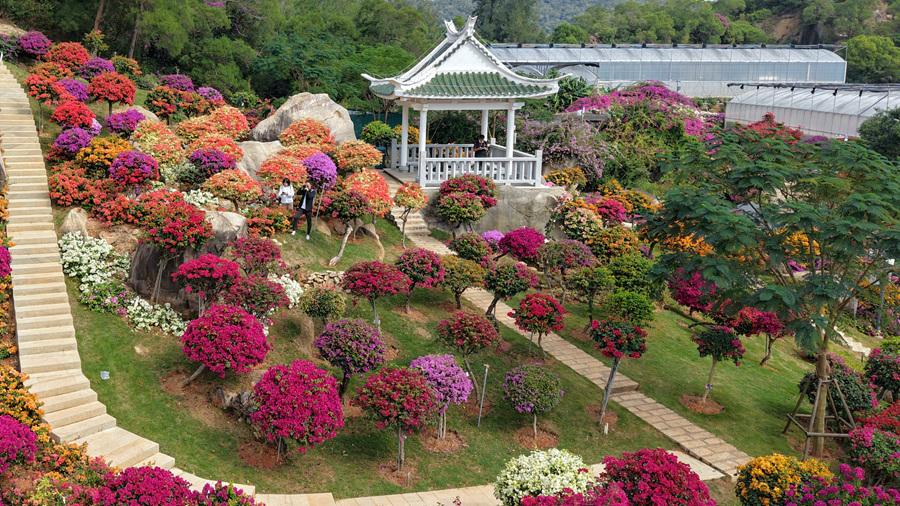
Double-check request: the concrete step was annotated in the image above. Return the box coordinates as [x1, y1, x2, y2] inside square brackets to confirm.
[8, 181, 49, 190]
[6, 174, 47, 184]
[7, 212, 53, 223]
[9, 236, 59, 248]
[11, 252, 61, 266]
[14, 290, 68, 305]
[22, 368, 83, 385]
[10, 244, 59, 256]
[44, 401, 105, 429]
[41, 388, 97, 414]
[11, 262, 63, 276]
[14, 282, 68, 298]
[18, 325, 76, 342]
[136, 452, 177, 470]
[17, 312, 74, 331]
[106, 437, 160, 468]
[26, 373, 89, 398]
[18, 337, 78, 355]
[5, 167, 46, 176]
[16, 302, 71, 319]
[19, 350, 80, 374]
[77, 427, 138, 456]
[8, 198, 51, 210]
[6, 190, 49, 200]
[52, 414, 116, 443]
[7, 222, 55, 234]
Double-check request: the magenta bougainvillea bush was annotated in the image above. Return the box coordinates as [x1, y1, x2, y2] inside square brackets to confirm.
[847, 424, 900, 484]
[448, 232, 493, 263]
[438, 174, 498, 209]
[509, 293, 565, 351]
[0, 415, 37, 475]
[0, 246, 11, 279]
[497, 227, 546, 264]
[729, 306, 784, 337]
[68, 466, 194, 505]
[108, 150, 159, 190]
[864, 347, 900, 398]
[193, 482, 259, 505]
[17, 31, 52, 57]
[230, 236, 284, 275]
[58, 78, 88, 102]
[171, 253, 241, 308]
[106, 109, 146, 136]
[783, 464, 900, 506]
[601, 449, 714, 506]
[250, 360, 344, 454]
[223, 274, 289, 319]
[189, 147, 237, 178]
[668, 268, 719, 315]
[436, 311, 500, 359]
[592, 320, 647, 360]
[140, 199, 212, 256]
[314, 318, 386, 397]
[341, 261, 411, 328]
[180, 304, 269, 382]
[521, 484, 631, 506]
[395, 248, 444, 311]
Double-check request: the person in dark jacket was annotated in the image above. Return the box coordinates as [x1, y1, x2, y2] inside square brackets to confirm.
[292, 183, 317, 240]
[473, 134, 489, 158]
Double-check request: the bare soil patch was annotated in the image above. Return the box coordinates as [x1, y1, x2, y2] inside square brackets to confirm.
[586, 404, 619, 430]
[392, 306, 430, 323]
[160, 370, 236, 427]
[421, 429, 467, 454]
[239, 440, 281, 469]
[378, 461, 419, 488]
[680, 394, 725, 415]
[462, 396, 492, 418]
[514, 425, 559, 450]
[570, 328, 592, 342]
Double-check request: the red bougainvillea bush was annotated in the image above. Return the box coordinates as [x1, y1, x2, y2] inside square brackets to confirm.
[668, 268, 718, 315]
[201, 169, 262, 212]
[436, 311, 500, 359]
[509, 293, 565, 350]
[314, 318, 385, 397]
[223, 274, 290, 320]
[439, 174, 498, 209]
[230, 236, 284, 275]
[602, 448, 715, 506]
[395, 247, 444, 311]
[341, 261, 411, 315]
[171, 253, 241, 307]
[44, 42, 90, 70]
[140, 198, 212, 256]
[345, 169, 393, 217]
[591, 320, 647, 360]
[279, 119, 335, 148]
[88, 71, 136, 114]
[51, 100, 96, 130]
[180, 304, 269, 381]
[497, 227, 546, 264]
[250, 360, 344, 455]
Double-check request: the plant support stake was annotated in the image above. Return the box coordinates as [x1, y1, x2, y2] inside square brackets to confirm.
[477, 363, 489, 427]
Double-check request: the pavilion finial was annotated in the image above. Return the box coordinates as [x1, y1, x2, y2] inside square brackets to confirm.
[445, 16, 478, 38]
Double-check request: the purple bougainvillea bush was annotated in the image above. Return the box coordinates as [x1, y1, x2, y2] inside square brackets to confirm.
[503, 365, 564, 439]
[314, 318, 386, 398]
[106, 108, 146, 136]
[58, 78, 89, 102]
[160, 73, 195, 91]
[17, 31, 52, 57]
[784, 464, 900, 506]
[303, 152, 338, 190]
[198, 86, 225, 105]
[79, 56, 115, 79]
[50, 127, 94, 159]
[410, 354, 473, 438]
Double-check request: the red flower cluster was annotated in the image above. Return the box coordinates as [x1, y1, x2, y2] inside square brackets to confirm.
[352, 366, 437, 432]
[668, 268, 718, 314]
[738, 112, 803, 144]
[250, 360, 344, 453]
[140, 197, 212, 256]
[509, 293, 565, 337]
[25, 74, 71, 105]
[88, 72, 136, 107]
[223, 275, 290, 319]
[498, 227, 546, 264]
[181, 304, 269, 378]
[171, 253, 240, 300]
[730, 306, 785, 337]
[693, 325, 745, 366]
[436, 311, 499, 356]
[341, 261, 411, 301]
[50, 100, 95, 129]
[601, 448, 715, 506]
[43, 42, 90, 70]
[230, 236, 284, 275]
[591, 319, 647, 359]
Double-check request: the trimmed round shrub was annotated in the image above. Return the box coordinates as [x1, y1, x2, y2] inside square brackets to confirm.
[341, 261, 411, 303]
[325, 188, 370, 224]
[223, 275, 290, 319]
[17, 31, 52, 57]
[494, 449, 591, 506]
[503, 365, 564, 418]
[395, 248, 444, 309]
[440, 255, 486, 309]
[498, 227, 545, 264]
[0, 415, 38, 474]
[485, 262, 539, 315]
[298, 287, 346, 324]
[45, 41, 90, 69]
[303, 152, 338, 190]
[437, 311, 499, 358]
[230, 236, 283, 275]
[190, 148, 237, 179]
[249, 360, 344, 454]
[197, 86, 225, 105]
[538, 240, 595, 276]
[88, 72, 136, 112]
[106, 109, 146, 136]
[439, 174, 497, 209]
[52, 127, 94, 159]
[360, 120, 396, 146]
[449, 232, 492, 262]
[180, 304, 269, 379]
[108, 150, 159, 189]
[171, 253, 241, 305]
[735, 453, 832, 506]
[79, 56, 115, 79]
[509, 293, 565, 349]
[394, 182, 426, 211]
[160, 73, 194, 91]
[600, 290, 654, 326]
[75, 136, 131, 179]
[410, 354, 473, 414]
[607, 253, 660, 299]
[314, 318, 385, 397]
[202, 170, 263, 211]
[131, 120, 186, 168]
[258, 154, 307, 188]
[51, 100, 96, 130]
[602, 448, 714, 506]
[435, 192, 485, 229]
[333, 140, 382, 173]
[589, 226, 640, 262]
[58, 78, 88, 102]
[352, 366, 437, 432]
[592, 319, 647, 360]
[345, 169, 393, 217]
[280, 119, 335, 148]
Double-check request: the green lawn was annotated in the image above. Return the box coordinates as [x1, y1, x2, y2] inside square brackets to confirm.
[71, 226, 673, 496]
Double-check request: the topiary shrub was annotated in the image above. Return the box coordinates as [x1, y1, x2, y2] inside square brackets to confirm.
[435, 192, 486, 236]
[607, 253, 660, 299]
[341, 261, 411, 330]
[395, 248, 444, 312]
[298, 287, 346, 326]
[249, 360, 344, 457]
[180, 304, 269, 384]
[592, 319, 647, 421]
[303, 152, 338, 191]
[484, 262, 539, 317]
[602, 448, 715, 506]
[537, 240, 595, 303]
[497, 227, 546, 264]
[88, 71, 136, 116]
[735, 453, 832, 506]
[223, 275, 290, 320]
[568, 266, 614, 322]
[589, 226, 640, 262]
[600, 290, 654, 327]
[448, 232, 492, 262]
[314, 318, 385, 398]
[258, 154, 307, 189]
[229, 236, 283, 275]
[189, 148, 237, 181]
[410, 354, 473, 439]
[439, 174, 498, 209]
[75, 135, 131, 179]
[108, 150, 159, 192]
[508, 293, 565, 352]
[436, 311, 499, 398]
[393, 182, 426, 247]
[202, 170, 262, 212]
[503, 365, 564, 440]
[333, 140, 382, 173]
[440, 255, 485, 309]
[847, 425, 900, 484]
[279, 119, 335, 149]
[51, 100, 96, 130]
[106, 109, 145, 136]
[360, 120, 396, 146]
[494, 449, 591, 506]
[171, 254, 241, 313]
[352, 366, 436, 470]
[345, 169, 393, 218]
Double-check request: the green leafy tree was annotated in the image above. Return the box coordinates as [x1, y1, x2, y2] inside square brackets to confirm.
[857, 107, 900, 159]
[551, 22, 588, 44]
[475, 0, 545, 42]
[847, 35, 900, 83]
[646, 129, 900, 455]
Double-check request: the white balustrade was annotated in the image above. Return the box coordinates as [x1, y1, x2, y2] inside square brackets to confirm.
[388, 142, 543, 187]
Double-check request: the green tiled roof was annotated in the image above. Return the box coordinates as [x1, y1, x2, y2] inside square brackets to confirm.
[370, 83, 396, 96]
[402, 72, 551, 98]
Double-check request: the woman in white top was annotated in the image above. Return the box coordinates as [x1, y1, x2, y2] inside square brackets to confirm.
[277, 178, 295, 211]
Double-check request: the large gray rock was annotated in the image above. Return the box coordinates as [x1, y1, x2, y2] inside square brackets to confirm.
[205, 211, 248, 254]
[112, 105, 160, 123]
[423, 185, 566, 233]
[251, 93, 356, 144]
[59, 208, 89, 236]
[236, 140, 283, 178]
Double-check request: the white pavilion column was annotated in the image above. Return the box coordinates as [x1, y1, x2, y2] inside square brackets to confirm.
[418, 106, 428, 185]
[505, 104, 515, 185]
[481, 109, 489, 140]
[400, 104, 409, 171]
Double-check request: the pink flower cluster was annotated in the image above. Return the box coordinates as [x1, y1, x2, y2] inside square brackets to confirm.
[730, 306, 785, 337]
[522, 484, 630, 506]
[250, 360, 344, 453]
[668, 268, 718, 314]
[0, 415, 37, 474]
[591, 320, 647, 360]
[314, 318, 385, 382]
[181, 304, 269, 378]
[436, 311, 500, 356]
[342, 261, 411, 301]
[69, 466, 194, 505]
[352, 366, 437, 432]
[509, 293, 566, 337]
[230, 236, 284, 275]
[223, 275, 289, 319]
[784, 464, 900, 506]
[485, 262, 539, 299]
[108, 150, 159, 188]
[171, 253, 240, 300]
[601, 448, 714, 506]
[566, 84, 697, 114]
[498, 227, 546, 264]
[395, 248, 445, 289]
[693, 325, 745, 366]
[410, 354, 473, 413]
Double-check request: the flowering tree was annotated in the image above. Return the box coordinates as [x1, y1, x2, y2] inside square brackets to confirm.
[730, 306, 786, 366]
[171, 254, 241, 313]
[497, 227, 546, 264]
[352, 366, 437, 470]
[509, 293, 565, 353]
[341, 261, 410, 330]
[180, 304, 269, 385]
[667, 269, 719, 316]
[279, 119, 335, 149]
[538, 240, 596, 303]
[108, 150, 159, 193]
[395, 248, 444, 312]
[591, 320, 647, 421]
[223, 275, 290, 321]
[333, 140, 382, 173]
[864, 347, 900, 400]
[435, 192, 486, 238]
[0, 415, 37, 474]
[323, 188, 370, 266]
[51, 100, 95, 130]
[393, 182, 426, 247]
[314, 318, 385, 398]
[504, 365, 564, 441]
[88, 72, 136, 116]
[258, 154, 308, 189]
[79, 56, 115, 79]
[439, 174, 498, 209]
[494, 449, 592, 506]
[202, 170, 262, 212]
[448, 233, 492, 263]
[692, 325, 745, 404]
[105, 109, 145, 136]
[249, 360, 344, 458]
[484, 262, 539, 317]
[345, 169, 393, 218]
[229, 236, 283, 275]
[440, 255, 486, 309]
[601, 448, 715, 506]
[436, 311, 499, 398]
[303, 152, 338, 191]
[190, 148, 237, 179]
[45, 41, 90, 70]
[410, 354, 473, 439]
[784, 464, 899, 505]
[298, 287, 346, 327]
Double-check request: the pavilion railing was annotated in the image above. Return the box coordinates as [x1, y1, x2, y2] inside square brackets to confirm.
[422, 151, 542, 187]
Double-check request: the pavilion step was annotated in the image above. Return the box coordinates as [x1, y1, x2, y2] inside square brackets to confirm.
[26, 372, 89, 398]
[11, 252, 61, 266]
[17, 312, 74, 331]
[136, 452, 177, 470]
[44, 401, 105, 429]
[18, 325, 76, 342]
[16, 302, 71, 319]
[18, 337, 78, 355]
[12, 262, 64, 276]
[52, 414, 117, 443]
[40, 388, 97, 414]
[19, 350, 80, 374]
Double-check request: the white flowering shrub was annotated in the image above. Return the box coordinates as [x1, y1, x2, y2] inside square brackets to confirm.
[494, 449, 591, 506]
[124, 297, 187, 335]
[183, 189, 217, 208]
[269, 273, 303, 308]
[59, 232, 130, 286]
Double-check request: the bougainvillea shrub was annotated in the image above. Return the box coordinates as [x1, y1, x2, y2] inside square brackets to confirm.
[865, 347, 900, 398]
[31, 60, 74, 80]
[51, 127, 94, 159]
[108, 150, 159, 190]
[591, 320, 647, 361]
[283, 144, 323, 162]
[258, 154, 308, 188]
[440, 255, 486, 309]
[188, 135, 243, 164]
[494, 449, 592, 506]
[410, 354, 472, 438]
[25, 74, 71, 106]
[668, 268, 719, 315]
[352, 366, 436, 468]
[484, 262, 539, 316]
[783, 464, 900, 506]
[324, 188, 370, 224]
[298, 287, 347, 325]
[341, 261, 410, 328]
[192, 482, 259, 505]
[344, 169, 393, 217]
[436, 311, 500, 363]
[140, 198, 212, 256]
[111, 55, 142, 78]
[435, 192, 486, 232]
[45, 42, 90, 70]
[0, 415, 38, 474]
[509, 293, 565, 350]
[189, 147, 237, 180]
[79, 56, 115, 79]
[395, 248, 444, 311]
[230, 236, 283, 275]
[58, 77, 88, 102]
[394, 182, 427, 212]
[223, 275, 290, 320]
[160, 73, 195, 91]
[314, 318, 385, 397]
[497, 227, 546, 264]
[51, 100, 96, 130]
[17, 31, 52, 57]
[67, 466, 194, 505]
[439, 174, 498, 209]
[250, 360, 344, 454]
[333, 140, 382, 173]
[735, 453, 832, 506]
[602, 448, 715, 506]
[303, 152, 338, 190]
[131, 120, 186, 169]
[537, 240, 595, 281]
[448, 232, 492, 263]
[197, 86, 225, 105]
[89, 71, 136, 114]
[503, 365, 564, 438]
[171, 254, 241, 309]
[279, 119, 335, 149]
[847, 425, 900, 484]
[105, 108, 145, 136]
[201, 170, 262, 211]
[180, 304, 269, 381]
[693, 325, 745, 403]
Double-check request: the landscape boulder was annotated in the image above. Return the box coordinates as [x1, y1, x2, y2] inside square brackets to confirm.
[251, 92, 356, 144]
[113, 104, 160, 123]
[204, 211, 248, 254]
[59, 208, 89, 236]
[236, 140, 283, 178]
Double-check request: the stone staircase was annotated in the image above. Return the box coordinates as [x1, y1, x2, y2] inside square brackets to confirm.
[0, 62, 257, 496]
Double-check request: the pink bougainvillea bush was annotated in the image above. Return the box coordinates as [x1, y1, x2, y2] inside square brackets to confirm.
[484, 262, 539, 317]
[341, 261, 411, 328]
[0, 415, 37, 475]
[223, 274, 290, 320]
[591, 319, 648, 419]
[497, 227, 546, 264]
[410, 354, 473, 438]
[847, 424, 900, 485]
[783, 464, 900, 506]
[509, 293, 565, 351]
[521, 484, 631, 506]
[229, 236, 284, 275]
[140, 199, 212, 257]
[192, 482, 259, 505]
[250, 360, 344, 455]
[314, 318, 386, 398]
[108, 150, 159, 191]
[180, 304, 269, 383]
[436, 311, 500, 365]
[66, 466, 194, 506]
[864, 347, 900, 399]
[692, 325, 745, 404]
[171, 253, 241, 310]
[395, 248, 444, 312]
[352, 366, 437, 469]
[601, 448, 715, 506]
[668, 268, 718, 315]
[439, 174, 498, 209]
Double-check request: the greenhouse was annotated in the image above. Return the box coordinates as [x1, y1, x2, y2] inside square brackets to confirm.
[490, 44, 847, 97]
[725, 83, 899, 138]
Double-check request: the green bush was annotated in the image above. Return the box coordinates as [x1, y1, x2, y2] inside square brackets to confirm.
[607, 253, 661, 300]
[360, 120, 396, 147]
[601, 290, 654, 326]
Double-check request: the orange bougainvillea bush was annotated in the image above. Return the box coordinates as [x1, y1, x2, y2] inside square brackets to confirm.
[281, 144, 325, 160]
[279, 118, 335, 149]
[333, 140, 382, 173]
[201, 169, 262, 211]
[131, 120, 186, 168]
[75, 136, 131, 179]
[188, 134, 244, 163]
[176, 106, 250, 142]
[257, 154, 308, 189]
[345, 169, 393, 217]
